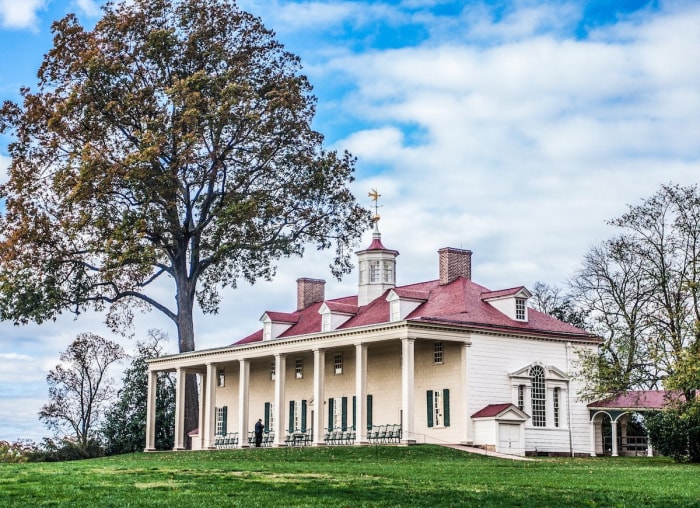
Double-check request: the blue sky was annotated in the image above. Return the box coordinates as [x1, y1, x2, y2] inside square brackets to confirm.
[1, 0, 699, 441]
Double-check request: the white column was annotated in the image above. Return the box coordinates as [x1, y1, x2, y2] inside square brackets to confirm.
[355, 343, 368, 445]
[312, 349, 326, 445]
[461, 343, 471, 444]
[401, 338, 415, 444]
[239, 359, 250, 447]
[611, 418, 619, 457]
[144, 369, 158, 451]
[197, 372, 206, 450]
[174, 367, 187, 450]
[202, 363, 217, 449]
[273, 353, 286, 446]
[589, 418, 597, 457]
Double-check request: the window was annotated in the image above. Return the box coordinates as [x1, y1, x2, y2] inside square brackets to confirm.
[263, 324, 271, 341]
[516, 298, 526, 321]
[270, 361, 276, 381]
[383, 260, 394, 283]
[369, 260, 381, 283]
[553, 387, 560, 428]
[426, 389, 450, 428]
[265, 402, 275, 432]
[288, 400, 307, 432]
[433, 342, 444, 364]
[322, 312, 331, 332]
[530, 366, 546, 427]
[517, 385, 525, 411]
[328, 397, 348, 431]
[295, 358, 303, 379]
[217, 369, 225, 387]
[334, 353, 343, 375]
[216, 406, 227, 435]
[390, 300, 401, 322]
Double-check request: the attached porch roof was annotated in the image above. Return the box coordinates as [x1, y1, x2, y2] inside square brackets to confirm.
[587, 390, 683, 411]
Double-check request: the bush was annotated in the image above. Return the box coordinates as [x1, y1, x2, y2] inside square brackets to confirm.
[0, 440, 39, 463]
[646, 402, 700, 462]
[27, 438, 104, 462]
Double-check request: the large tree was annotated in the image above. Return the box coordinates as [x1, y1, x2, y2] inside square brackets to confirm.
[102, 330, 175, 455]
[572, 184, 700, 401]
[40, 333, 126, 446]
[0, 0, 370, 437]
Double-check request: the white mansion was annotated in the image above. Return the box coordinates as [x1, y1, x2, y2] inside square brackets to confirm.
[145, 226, 601, 456]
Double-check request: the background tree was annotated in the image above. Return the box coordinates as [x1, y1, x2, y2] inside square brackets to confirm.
[571, 184, 700, 401]
[39, 333, 126, 447]
[0, 0, 370, 439]
[530, 281, 588, 329]
[102, 330, 175, 455]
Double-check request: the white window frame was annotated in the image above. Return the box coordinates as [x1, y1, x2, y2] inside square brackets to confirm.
[321, 312, 331, 332]
[431, 389, 444, 428]
[217, 369, 225, 387]
[515, 298, 526, 321]
[269, 402, 275, 431]
[294, 400, 302, 431]
[216, 407, 225, 435]
[369, 260, 381, 283]
[333, 397, 342, 429]
[530, 365, 546, 427]
[553, 387, 560, 428]
[295, 358, 303, 379]
[433, 342, 444, 364]
[517, 384, 525, 411]
[334, 353, 343, 375]
[270, 361, 276, 381]
[383, 260, 394, 283]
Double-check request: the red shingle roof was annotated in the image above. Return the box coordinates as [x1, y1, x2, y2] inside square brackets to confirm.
[481, 286, 527, 300]
[232, 276, 594, 346]
[471, 403, 519, 418]
[588, 390, 683, 410]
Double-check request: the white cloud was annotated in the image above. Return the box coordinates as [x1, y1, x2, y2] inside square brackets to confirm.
[73, 0, 101, 17]
[0, 0, 45, 30]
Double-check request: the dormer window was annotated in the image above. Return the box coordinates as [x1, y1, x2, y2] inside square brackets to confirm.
[318, 302, 357, 332]
[386, 289, 429, 322]
[516, 298, 526, 321]
[481, 287, 532, 322]
[322, 312, 331, 332]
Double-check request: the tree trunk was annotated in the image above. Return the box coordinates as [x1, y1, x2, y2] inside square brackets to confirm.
[176, 277, 199, 450]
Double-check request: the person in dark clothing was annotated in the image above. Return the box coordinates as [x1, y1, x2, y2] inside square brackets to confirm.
[254, 419, 264, 447]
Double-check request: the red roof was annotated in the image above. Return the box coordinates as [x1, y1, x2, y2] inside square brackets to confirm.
[588, 390, 683, 410]
[323, 301, 359, 314]
[472, 403, 519, 418]
[232, 276, 594, 346]
[263, 311, 300, 323]
[481, 286, 527, 300]
[391, 288, 430, 300]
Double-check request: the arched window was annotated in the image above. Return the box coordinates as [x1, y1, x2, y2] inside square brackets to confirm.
[530, 365, 546, 427]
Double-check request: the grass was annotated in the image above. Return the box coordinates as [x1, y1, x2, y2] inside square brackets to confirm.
[1, 445, 699, 507]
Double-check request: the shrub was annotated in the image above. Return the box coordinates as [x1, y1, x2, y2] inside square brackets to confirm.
[646, 402, 700, 462]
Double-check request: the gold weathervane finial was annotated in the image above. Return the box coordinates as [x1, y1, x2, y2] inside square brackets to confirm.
[368, 188, 382, 223]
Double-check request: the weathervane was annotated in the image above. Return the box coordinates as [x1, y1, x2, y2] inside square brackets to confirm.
[368, 188, 382, 223]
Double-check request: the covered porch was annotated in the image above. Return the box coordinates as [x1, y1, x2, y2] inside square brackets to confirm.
[588, 390, 676, 457]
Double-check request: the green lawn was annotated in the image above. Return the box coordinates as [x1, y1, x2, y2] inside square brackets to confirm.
[1, 445, 699, 507]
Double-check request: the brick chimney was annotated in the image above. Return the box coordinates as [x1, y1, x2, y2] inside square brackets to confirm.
[297, 278, 326, 310]
[438, 247, 472, 285]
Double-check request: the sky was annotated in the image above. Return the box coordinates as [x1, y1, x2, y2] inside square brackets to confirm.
[0, 0, 699, 442]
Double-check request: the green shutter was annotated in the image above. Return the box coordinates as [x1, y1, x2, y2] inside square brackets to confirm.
[264, 402, 270, 431]
[301, 400, 307, 432]
[367, 394, 373, 429]
[341, 397, 348, 431]
[289, 400, 295, 432]
[426, 391, 434, 428]
[222, 406, 228, 435]
[352, 396, 356, 430]
[328, 398, 334, 430]
[443, 389, 450, 427]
